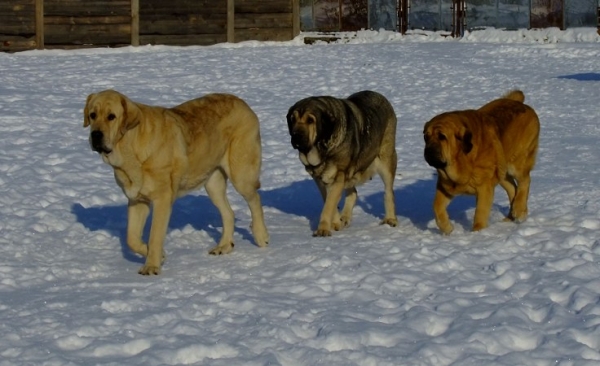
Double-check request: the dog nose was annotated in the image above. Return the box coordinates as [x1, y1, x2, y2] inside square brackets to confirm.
[291, 132, 302, 149]
[90, 130, 104, 150]
[424, 146, 446, 169]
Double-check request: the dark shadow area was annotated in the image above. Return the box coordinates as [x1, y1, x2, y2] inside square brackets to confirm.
[260, 179, 323, 230]
[261, 176, 478, 233]
[360, 175, 477, 232]
[72, 194, 242, 264]
[73, 174, 507, 261]
[557, 73, 600, 81]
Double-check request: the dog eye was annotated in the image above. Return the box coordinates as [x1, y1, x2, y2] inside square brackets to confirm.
[107, 113, 116, 121]
[89, 112, 96, 120]
[438, 133, 447, 141]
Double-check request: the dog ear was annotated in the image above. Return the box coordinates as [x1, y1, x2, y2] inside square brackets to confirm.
[83, 93, 95, 128]
[460, 130, 473, 154]
[286, 109, 298, 133]
[317, 110, 336, 142]
[119, 95, 141, 135]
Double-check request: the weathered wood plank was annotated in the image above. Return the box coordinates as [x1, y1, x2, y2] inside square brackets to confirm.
[44, 0, 130, 16]
[235, 13, 292, 29]
[131, 0, 139, 46]
[141, 19, 226, 35]
[234, 27, 293, 42]
[227, 0, 234, 42]
[140, 1, 226, 14]
[0, 2, 35, 14]
[292, 0, 299, 37]
[45, 24, 130, 45]
[0, 36, 36, 52]
[44, 16, 131, 25]
[0, 23, 36, 34]
[235, 0, 292, 13]
[140, 33, 227, 46]
[35, 0, 43, 48]
[141, 12, 227, 22]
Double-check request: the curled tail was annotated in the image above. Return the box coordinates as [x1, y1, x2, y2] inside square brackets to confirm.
[503, 90, 525, 103]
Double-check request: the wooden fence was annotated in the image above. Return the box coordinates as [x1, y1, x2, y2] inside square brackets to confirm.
[0, 0, 300, 52]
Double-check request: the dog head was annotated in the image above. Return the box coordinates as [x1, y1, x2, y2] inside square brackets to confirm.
[423, 112, 473, 170]
[286, 98, 336, 155]
[83, 90, 141, 155]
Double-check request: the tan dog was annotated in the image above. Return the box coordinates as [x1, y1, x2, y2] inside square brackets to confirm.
[84, 90, 269, 275]
[287, 90, 398, 236]
[423, 90, 540, 234]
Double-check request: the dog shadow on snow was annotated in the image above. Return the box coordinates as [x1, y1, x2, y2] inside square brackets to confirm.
[261, 176, 476, 232]
[71, 195, 238, 264]
[72, 175, 480, 263]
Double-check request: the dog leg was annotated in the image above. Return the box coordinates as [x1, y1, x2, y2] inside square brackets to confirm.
[510, 172, 531, 223]
[205, 169, 235, 255]
[473, 185, 494, 232]
[339, 187, 357, 229]
[376, 157, 398, 227]
[315, 174, 345, 237]
[433, 188, 453, 234]
[499, 175, 518, 222]
[139, 195, 173, 275]
[231, 175, 269, 248]
[314, 179, 342, 232]
[127, 200, 150, 257]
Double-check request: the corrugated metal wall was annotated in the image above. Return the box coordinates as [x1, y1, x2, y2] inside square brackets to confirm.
[299, 0, 599, 33]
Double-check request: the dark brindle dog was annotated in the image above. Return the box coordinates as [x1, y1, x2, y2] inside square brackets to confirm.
[286, 90, 398, 236]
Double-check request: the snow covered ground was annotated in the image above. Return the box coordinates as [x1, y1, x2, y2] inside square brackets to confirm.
[1, 28, 599, 365]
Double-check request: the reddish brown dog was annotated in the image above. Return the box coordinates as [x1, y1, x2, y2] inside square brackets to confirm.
[423, 90, 540, 234]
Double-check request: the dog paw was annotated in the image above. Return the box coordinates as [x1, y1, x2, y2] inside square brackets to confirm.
[209, 242, 234, 255]
[313, 228, 332, 237]
[253, 232, 269, 248]
[339, 216, 352, 229]
[438, 223, 454, 235]
[138, 265, 161, 276]
[381, 217, 398, 227]
[509, 210, 528, 223]
[331, 221, 342, 231]
[472, 222, 487, 232]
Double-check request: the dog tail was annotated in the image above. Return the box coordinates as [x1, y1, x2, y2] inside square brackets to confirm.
[503, 90, 525, 103]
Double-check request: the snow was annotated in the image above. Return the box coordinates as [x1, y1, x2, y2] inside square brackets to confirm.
[1, 27, 599, 365]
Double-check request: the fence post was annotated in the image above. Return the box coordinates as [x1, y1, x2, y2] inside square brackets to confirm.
[398, 0, 408, 35]
[227, 0, 234, 42]
[131, 0, 139, 46]
[451, 0, 465, 38]
[35, 0, 44, 49]
[292, 0, 300, 38]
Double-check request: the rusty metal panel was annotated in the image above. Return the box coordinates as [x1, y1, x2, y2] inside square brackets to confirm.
[299, 0, 368, 32]
[565, 0, 596, 27]
[314, 0, 340, 31]
[440, 0, 454, 32]
[408, 0, 455, 32]
[531, 0, 564, 29]
[466, 0, 528, 30]
[341, 0, 368, 31]
[369, 0, 396, 30]
[466, 0, 496, 28]
[299, 0, 316, 30]
[498, 0, 529, 29]
[409, 0, 442, 31]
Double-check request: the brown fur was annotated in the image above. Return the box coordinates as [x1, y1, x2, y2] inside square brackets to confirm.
[84, 90, 269, 275]
[287, 91, 398, 236]
[423, 90, 540, 234]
